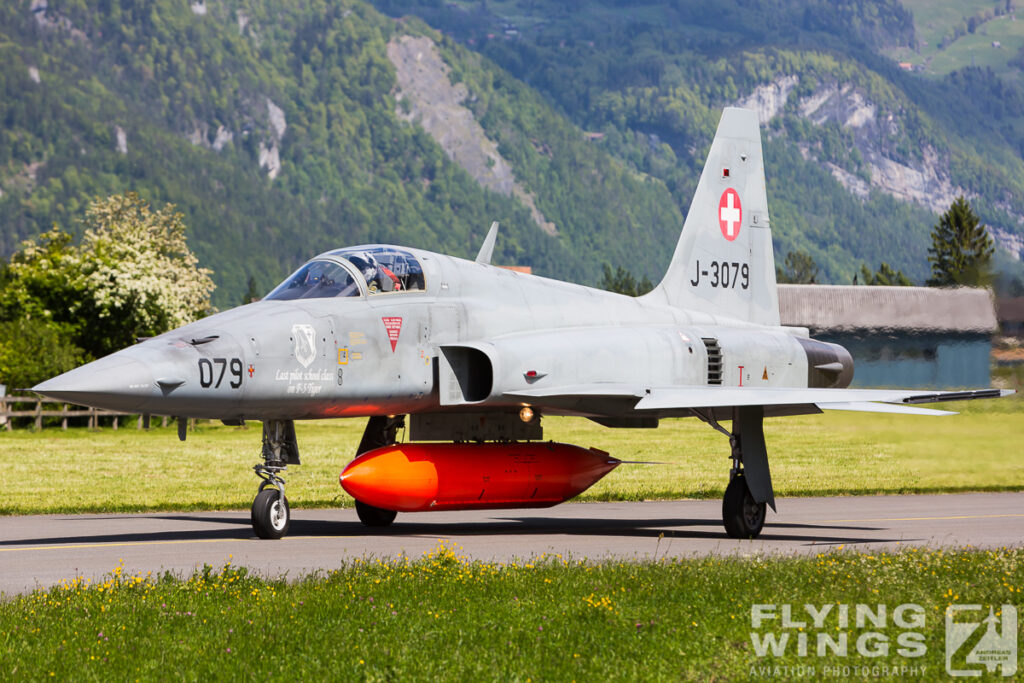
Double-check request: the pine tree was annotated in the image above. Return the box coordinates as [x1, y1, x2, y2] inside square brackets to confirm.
[927, 196, 994, 287]
[600, 264, 653, 296]
[858, 262, 912, 286]
[776, 251, 818, 284]
[242, 276, 262, 304]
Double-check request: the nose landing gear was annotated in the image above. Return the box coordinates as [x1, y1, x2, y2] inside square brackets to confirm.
[252, 465, 290, 539]
[251, 420, 299, 539]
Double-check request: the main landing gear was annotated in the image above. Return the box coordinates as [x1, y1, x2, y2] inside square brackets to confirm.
[351, 414, 405, 528]
[696, 406, 776, 539]
[722, 474, 765, 539]
[251, 420, 300, 539]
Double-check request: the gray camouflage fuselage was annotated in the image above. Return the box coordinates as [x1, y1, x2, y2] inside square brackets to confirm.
[33, 107, 1010, 541]
[39, 108, 997, 426]
[36, 248, 835, 422]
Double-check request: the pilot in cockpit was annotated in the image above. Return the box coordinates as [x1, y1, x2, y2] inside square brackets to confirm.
[346, 252, 402, 293]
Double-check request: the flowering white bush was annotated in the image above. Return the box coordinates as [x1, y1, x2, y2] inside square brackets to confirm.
[79, 193, 215, 336]
[0, 193, 215, 362]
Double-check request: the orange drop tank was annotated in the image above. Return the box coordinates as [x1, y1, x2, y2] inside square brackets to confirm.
[339, 442, 619, 512]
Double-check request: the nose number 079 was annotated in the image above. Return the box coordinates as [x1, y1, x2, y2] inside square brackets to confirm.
[198, 358, 244, 389]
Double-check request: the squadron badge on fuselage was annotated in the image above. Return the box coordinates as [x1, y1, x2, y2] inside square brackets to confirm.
[292, 324, 317, 368]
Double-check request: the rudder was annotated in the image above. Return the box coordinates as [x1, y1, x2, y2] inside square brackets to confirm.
[643, 107, 779, 326]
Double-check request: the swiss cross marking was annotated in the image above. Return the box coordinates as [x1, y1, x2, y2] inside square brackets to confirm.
[718, 188, 742, 241]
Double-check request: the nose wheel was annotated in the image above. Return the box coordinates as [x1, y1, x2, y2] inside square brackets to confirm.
[252, 465, 290, 539]
[252, 486, 290, 539]
[251, 421, 300, 539]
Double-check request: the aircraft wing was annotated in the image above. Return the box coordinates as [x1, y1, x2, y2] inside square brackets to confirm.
[504, 386, 1013, 416]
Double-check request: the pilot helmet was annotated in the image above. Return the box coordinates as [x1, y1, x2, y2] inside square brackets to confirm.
[346, 252, 378, 280]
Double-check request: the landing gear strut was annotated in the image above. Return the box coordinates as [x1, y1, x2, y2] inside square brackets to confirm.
[251, 420, 299, 539]
[351, 415, 405, 528]
[697, 406, 775, 539]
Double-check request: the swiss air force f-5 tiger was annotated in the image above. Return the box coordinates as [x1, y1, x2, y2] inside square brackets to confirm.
[34, 108, 1012, 540]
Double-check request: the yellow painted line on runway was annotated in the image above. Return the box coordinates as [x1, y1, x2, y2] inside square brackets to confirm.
[819, 513, 1024, 523]
[0, 537, 338, 553]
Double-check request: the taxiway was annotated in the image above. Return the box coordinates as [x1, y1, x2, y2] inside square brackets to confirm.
[1, 492, 1021, 595]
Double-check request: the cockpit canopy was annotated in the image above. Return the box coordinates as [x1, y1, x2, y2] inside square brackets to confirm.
[265, 246, 424, 301]
[264, 259, 358, 301]
[332, 246, 425, 294]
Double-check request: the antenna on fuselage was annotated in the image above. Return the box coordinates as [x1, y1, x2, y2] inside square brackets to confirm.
[475, 221, 499, 265]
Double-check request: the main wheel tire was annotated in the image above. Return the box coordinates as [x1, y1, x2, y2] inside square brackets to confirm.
[355, 499, 397, 527]
[722, 474, 766, 539]
[252, 488, 291, 539]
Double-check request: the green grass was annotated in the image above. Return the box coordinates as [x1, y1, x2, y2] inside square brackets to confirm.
[890, 1, 1024, 76]
[0, 396, 1021, 515]
[901, 0, 996, 54]
[1, 544, 1021, 680]
[926, 15, 1024, 76]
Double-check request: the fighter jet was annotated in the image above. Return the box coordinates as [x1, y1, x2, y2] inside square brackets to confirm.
[33, 108, 1012, 540]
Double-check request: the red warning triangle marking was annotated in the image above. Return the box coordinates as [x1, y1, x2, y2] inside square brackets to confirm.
[381, 317, 402, 352]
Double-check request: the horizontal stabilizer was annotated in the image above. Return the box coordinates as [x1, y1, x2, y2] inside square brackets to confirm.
[818, 402, 955, 416]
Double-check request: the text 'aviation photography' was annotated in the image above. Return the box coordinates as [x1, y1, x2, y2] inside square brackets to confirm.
[2, 1, 1023, 680]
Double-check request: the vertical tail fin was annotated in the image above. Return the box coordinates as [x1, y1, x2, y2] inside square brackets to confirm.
[643, 107, 779, 326]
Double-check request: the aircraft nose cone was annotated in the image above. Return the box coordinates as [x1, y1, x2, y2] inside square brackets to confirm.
[33, 354, 157, 412]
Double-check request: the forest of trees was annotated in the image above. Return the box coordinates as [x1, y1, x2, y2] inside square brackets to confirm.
[375, 0, 1024, 289]
[0, 0, 683, 306]
[3, 0, 1024, 306]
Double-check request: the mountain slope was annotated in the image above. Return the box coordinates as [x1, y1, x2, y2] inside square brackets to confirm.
[6, 0, 1024, 301]
[0, 0, 682, 306]
[375, 0, 1024, 287]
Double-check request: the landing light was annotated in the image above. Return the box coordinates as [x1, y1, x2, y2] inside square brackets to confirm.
[519, 406, 534, 423]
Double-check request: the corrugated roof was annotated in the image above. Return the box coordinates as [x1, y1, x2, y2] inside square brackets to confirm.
[778, 284, 997, 333]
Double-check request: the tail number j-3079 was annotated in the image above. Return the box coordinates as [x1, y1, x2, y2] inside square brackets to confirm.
[690, 260, 749, 289]
[198, 358, 244, 389]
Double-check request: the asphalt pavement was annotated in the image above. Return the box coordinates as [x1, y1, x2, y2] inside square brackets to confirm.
[1, 492, 1022, 595]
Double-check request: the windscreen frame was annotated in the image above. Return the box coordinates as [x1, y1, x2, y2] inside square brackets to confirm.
[264, 257, 366, 301]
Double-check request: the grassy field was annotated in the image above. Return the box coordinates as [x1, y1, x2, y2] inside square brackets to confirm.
[925, 14, 1024, 76]
[890, 0, 1024, 77]
[0, 396, 1021, 515]
[2, 394, 1020, 679]
[1, 544, 1020, 680]
[901, 0, 1001, 53]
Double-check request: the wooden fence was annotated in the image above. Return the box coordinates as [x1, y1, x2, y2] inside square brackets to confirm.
[0, 394, 164, 431]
